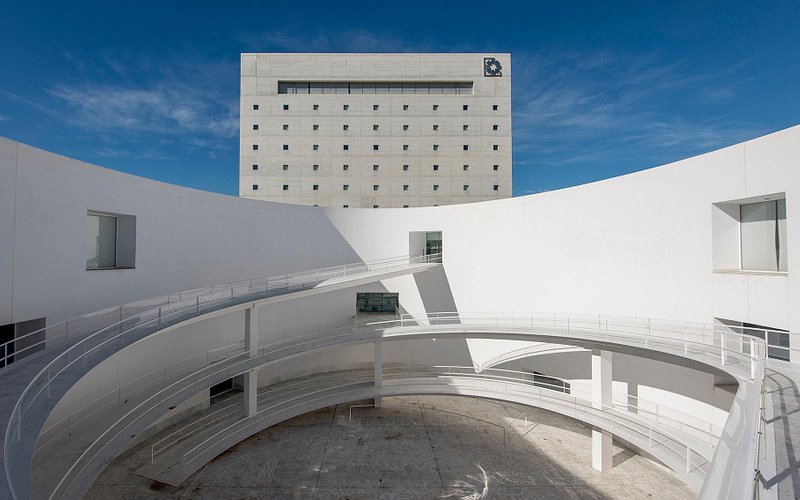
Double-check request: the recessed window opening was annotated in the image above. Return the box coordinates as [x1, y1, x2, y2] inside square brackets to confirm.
[86, 211, 136, 270]
[741, 199, 788, 272]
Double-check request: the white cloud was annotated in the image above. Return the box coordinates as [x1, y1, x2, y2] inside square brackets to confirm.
[511, 49, 763, 169]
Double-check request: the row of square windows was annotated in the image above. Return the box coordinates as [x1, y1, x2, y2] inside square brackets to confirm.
[254, 104, 500, 112]
[251, 144, 502, 151]
[251, 164, 502, 172]
[252, 184, 501, 192]
[253, 124, 500, 131]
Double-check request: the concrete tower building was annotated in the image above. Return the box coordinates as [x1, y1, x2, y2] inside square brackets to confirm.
[239, 53, 512, 207]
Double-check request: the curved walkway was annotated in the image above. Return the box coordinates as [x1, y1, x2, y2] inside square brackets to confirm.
[1, 254, 440, 500]
[87, 395, 695, 499]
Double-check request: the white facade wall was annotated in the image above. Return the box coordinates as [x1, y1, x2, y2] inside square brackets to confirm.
[2, 125, 798, 452]
[240, 53, 512, 208]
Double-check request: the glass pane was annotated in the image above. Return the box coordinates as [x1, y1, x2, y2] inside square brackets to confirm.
[425, 231, 442, 262]
[741, 201, 777, 271]
[86, 214, 116, 269]
[777, 199, 788, 271]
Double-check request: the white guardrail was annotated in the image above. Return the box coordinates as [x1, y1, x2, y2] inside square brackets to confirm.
[2, 253, 440, 500]
[37, 312, 771, 499]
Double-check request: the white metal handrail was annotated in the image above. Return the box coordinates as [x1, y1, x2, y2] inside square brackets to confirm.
[0, 253, 440, 367]
[178, 366, 716, 489]
[44, 311, 768, 499]
[4, 253, 440, 500]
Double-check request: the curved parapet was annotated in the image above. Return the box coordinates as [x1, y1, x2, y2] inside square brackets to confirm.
[24, 308, 767, 499]
[1, 254, 440, 500]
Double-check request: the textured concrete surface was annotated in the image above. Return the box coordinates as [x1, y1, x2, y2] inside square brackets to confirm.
[87, 395, 693, 499]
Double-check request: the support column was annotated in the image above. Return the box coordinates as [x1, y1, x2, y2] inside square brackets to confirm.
[374, 340, 382, 408]
[592, 349, 613, 472]
[244, 306, 259, 418]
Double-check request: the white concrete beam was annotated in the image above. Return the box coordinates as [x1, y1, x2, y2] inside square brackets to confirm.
[592, 349, 613, 472]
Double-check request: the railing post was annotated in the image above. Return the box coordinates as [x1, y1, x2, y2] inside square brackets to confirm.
[158, 307, 162, 326]
[720, 332, 726, 366]
[196, 296, 200, 312]
[684, 327, 688, 355]
[750, 338, 756, 380]
[686, 447, 691, 474]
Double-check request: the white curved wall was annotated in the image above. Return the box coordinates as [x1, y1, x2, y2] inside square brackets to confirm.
[4, 126, 798, 478]
[323, 126, 798, 333]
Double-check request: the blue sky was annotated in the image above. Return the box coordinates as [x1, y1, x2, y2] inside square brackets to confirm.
[1, 0, 798, 196]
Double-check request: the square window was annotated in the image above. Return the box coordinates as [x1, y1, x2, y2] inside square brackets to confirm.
[433, 145, 439, 151]
[463, 105, 469, 111]
[373, 104, 379, 111]
[463, 125, 469, 131]
[282, 184, 289, 191]
[343, 164, 349, 171]
[463, 145, 469, 151]
[432, 104, 439, 111]
[433, 124, 439, 131]
[313, 144, 319, 151]
[403, 184, 409, 191]
[493, 124, 499, 131]
[373, 145, 379, 151]
[313, 124, 319, 131]
[343, 184, 349, 190]
[463, 164, 469, 171]
[433, 184, 439, 191]
[283, 104, 289, 110]
[373, 164, 379, 171]
[373, 124, 379, 131]
[492, 104, 498, 111]
[313, 184, 319, 190]
[403, 104, 409, 110]
[343, 104, 349, 111]
[252, 164, 259, 171]
[313, 104, 319, 110]
[313, 164, 319, 171]
[253, 104, 259, 110]
[463, 185, 469, 191]
[252, 184, 259, 190]
[373, 185, 379, 191]
[283, 144, 289, 151]
[252, 144, 258, 150]
[403, 144, 409, 151]
[343, 124, 349, 130]
[493, 145, 499, 151]
[403, 164, 409, 171]
[343, 144, 349, 151]
[282, 164, 288, 171]
[403, 124, 409, 131]
[433, 165, 439, 171]
[283, 124, 288, 130]
[253, 124, 259, 130]
[493, 164, 499, 171]
[493, 184, 499, 191]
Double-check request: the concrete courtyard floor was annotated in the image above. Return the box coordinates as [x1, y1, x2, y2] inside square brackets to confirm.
[86, 395, 694, 499]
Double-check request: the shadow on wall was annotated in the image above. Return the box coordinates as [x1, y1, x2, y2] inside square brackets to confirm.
[413, 266, 458, 314]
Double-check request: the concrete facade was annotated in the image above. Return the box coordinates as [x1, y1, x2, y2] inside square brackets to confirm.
[239, 53, 512, 207]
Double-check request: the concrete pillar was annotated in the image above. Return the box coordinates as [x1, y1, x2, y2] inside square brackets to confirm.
[243, 370, 258, 417]
[592, 349, 613, 472]
[374, 340, 382, 408]
[245, 305, 258, 354]
[244, 306, 259, 417]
